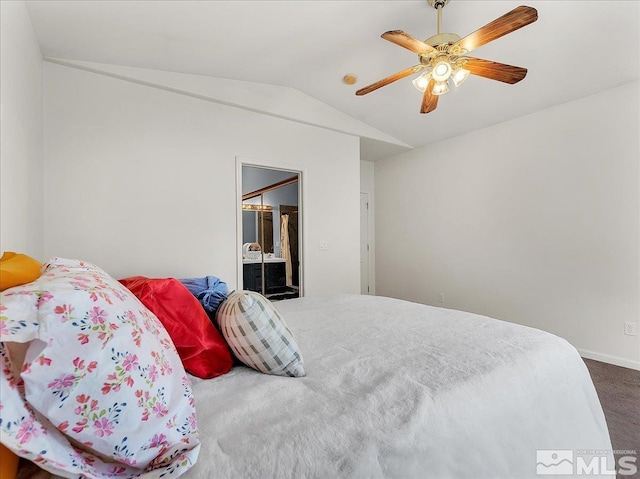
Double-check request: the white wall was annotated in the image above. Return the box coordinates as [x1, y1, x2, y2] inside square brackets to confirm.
[43, 62, 360, 296]
[45, 58, 409, 155]
[0, 1, 44, 258]
[376, 81, 640, 370]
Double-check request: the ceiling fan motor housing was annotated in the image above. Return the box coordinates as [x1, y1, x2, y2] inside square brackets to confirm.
[424, 32, 461, 47]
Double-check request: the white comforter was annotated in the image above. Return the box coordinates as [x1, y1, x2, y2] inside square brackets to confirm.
[186, 295, 612, 479]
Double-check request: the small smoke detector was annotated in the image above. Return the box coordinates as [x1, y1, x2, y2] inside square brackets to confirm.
[342, 74, 357, 85]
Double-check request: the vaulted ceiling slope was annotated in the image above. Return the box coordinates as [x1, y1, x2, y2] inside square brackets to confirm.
[46, 57, 411, 161]
[26, 1, 640, 160]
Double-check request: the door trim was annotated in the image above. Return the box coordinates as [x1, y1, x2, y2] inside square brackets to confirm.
[360, 192, 370, 295]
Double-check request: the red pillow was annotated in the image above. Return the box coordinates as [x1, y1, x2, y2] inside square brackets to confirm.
[120, 276, 233, 379]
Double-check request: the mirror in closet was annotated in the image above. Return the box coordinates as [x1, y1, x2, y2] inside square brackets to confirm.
[241, 165, 301, 300]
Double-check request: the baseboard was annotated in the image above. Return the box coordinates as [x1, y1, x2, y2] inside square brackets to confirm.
[579, 349, 640, 371]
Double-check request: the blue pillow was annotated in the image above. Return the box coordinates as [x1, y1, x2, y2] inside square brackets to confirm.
[179, 276, 228, 317]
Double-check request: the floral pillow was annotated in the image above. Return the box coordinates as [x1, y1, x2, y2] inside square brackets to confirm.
[0, 258, 200, 478]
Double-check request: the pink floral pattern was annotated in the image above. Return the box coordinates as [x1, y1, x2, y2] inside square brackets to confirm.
[0, 258, 200, 478]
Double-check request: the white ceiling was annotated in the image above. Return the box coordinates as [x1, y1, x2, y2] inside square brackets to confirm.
[25, 0, 640, 152]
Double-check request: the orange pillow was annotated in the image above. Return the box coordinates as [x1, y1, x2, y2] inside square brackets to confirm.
[0, 443, 19, 479]
[0, 252, 42, 291]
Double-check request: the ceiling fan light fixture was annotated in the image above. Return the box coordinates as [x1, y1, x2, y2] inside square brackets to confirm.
[412, 71, 432, 92]
[431, 59, 452, 82]
[451, 67, 470, 87]
[432, 80, 449, 96]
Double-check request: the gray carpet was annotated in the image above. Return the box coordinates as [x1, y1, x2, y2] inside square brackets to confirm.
[584, 358, 640, 479]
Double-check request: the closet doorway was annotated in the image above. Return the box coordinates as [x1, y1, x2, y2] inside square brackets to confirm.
[239, 164, 302, 300]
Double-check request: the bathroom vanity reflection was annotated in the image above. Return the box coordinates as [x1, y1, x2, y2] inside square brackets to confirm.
[242, 257, 287, 294]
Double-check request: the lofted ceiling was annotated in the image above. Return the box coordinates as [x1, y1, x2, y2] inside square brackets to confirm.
[25, 0, 640, 158]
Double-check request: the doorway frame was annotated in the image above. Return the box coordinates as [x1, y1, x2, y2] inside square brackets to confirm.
[236, 156, 305, 297]
[360, 192, 371, 295]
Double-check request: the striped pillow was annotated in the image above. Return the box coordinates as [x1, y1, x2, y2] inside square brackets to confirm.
[215, 291, 305, 377]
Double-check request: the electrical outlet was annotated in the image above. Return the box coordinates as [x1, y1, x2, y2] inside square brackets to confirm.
[319, 240, 328, 251]
[624, 321, 637, 336]
[438, 293, 445, 304]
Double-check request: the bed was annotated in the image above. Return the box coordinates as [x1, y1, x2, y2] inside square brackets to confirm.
[0, 257, 613, 479]
[186, 294, 613, 479]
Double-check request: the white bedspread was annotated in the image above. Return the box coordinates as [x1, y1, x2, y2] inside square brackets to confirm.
[186, 295, 612, 479]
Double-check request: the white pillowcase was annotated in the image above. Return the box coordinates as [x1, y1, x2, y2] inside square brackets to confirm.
[0, 258, 200, 478]
[215, 291, 305, 377]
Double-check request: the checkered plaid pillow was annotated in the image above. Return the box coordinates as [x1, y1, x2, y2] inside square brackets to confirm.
[215, 291, 305, 377]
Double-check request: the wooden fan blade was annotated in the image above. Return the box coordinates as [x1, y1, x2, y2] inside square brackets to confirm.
[381, 30, 436, 55]
[420, 80, 439, 114]
[455, 6, 537, 54]
[356, 65, 425, 96]
[464, 58, 528, 84]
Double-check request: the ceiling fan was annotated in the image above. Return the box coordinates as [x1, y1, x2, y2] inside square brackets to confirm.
[356, 0, 538, 114]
